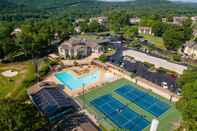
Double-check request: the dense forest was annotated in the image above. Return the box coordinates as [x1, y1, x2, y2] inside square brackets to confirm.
[0, 0, 197, 21]
[1, 0, 196, 61]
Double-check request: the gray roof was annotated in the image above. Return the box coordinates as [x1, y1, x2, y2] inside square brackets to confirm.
[60, 38, 100, 50]
[85, 41, 100, 48]
[123, 50, 187, 74]
[60, 42, 72, 50]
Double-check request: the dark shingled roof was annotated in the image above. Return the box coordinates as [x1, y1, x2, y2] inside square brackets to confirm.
[123, 60, 178, 93]
[30, 86, 76, 118]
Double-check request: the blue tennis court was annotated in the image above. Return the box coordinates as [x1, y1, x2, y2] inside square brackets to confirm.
[91, 95, 150, 131]
[115, 85, 170, 117]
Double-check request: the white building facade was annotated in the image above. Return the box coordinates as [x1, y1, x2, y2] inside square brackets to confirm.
[58, 39, 102, 59]
[184, 41, 197, 60]
[138, 27, 153, 35]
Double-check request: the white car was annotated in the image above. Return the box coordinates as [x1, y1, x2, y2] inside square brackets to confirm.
[161, 82, 168, 89]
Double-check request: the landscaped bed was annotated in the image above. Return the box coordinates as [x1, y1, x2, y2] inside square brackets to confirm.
[76, 79, 182, 131]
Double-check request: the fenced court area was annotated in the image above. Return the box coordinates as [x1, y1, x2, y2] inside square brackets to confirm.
[77, 79, 182, 131]
[91, 95, 150, 131]
[115, 85, 170, 117]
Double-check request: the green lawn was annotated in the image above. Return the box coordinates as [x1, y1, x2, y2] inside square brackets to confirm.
[0, 61, 35, 99]
[77, 79, 182, 131]
[0, 58, 52, 99]
[142, 34, 166, 50]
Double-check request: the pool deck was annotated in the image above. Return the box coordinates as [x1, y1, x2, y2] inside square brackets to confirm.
[45, 66, 120, 97]
[61, 53, 101, 66]
[45, 62, 180, 101]
[65, 65, 98, 77]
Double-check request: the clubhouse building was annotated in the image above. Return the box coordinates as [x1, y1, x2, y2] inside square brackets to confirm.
[58, 38, 103, 59]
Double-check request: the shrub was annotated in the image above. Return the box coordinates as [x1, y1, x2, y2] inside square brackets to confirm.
[97, 55, 108, 62]
[172, 53, 181, 62]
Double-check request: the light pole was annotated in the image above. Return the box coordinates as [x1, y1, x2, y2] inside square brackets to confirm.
[82, 83, 85, 109]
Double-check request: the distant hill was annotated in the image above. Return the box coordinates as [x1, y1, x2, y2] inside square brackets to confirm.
[6, 0, 87, 9]
[1, 0, 197, 12]
[0, 0, 17, 8]
[0, 0, 197, 21]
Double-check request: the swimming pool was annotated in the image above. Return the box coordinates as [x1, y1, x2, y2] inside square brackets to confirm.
[55, 70, 100, 90]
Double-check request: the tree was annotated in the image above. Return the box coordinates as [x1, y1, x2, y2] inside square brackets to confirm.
[97, 55, 108, 62]
[177, 67, 197, 87]
[108, 10, 129, 32]
[152, 21, 168, 37]
[0, 16, 75, 62]
[0, 22, 17, 60]
[78, 20, 89, 33]
[88, 20, 102, 32]
[52, 17, 74, 39]
[14, 18, 72, 59]
[182, 19, 193, 41]
[176, 67, 197, 130]
[140, 18, 155, 27]
[0, 43, 3, 58]
[0, 99, 47, 131]
[195, 38, 197, 42]
[130, 38, 142, 48]
[122, 26, 138, 38]
[0, 22, 12, 39]
[172, 53, 181, 62]
[162, 28, 184, 50]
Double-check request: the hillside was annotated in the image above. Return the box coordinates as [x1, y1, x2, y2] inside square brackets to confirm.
[0, 0, 17, 10]
[6, 0, 88, 9]
[0, 0, 197, 21]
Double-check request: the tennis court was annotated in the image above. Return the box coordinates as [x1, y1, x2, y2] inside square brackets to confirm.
[115, 85, 170, 117]
[90, 95, 150, 131]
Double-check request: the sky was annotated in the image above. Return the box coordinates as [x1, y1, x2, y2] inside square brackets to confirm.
[99, 0, 197, 3]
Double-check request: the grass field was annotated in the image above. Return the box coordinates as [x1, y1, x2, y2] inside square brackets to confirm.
[0, 58, 50, 99]
[77, 79, 182, 131]
[0, 61, 35, 99]
[142, 34, 166, 50]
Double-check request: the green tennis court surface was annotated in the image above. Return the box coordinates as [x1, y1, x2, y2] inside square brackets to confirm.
[77, 79, 182, 131]
[91, 94, 150, 131]
[115, 85, 170, 117]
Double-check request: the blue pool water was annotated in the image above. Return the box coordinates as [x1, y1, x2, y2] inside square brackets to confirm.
[55, 70, 100, 90]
